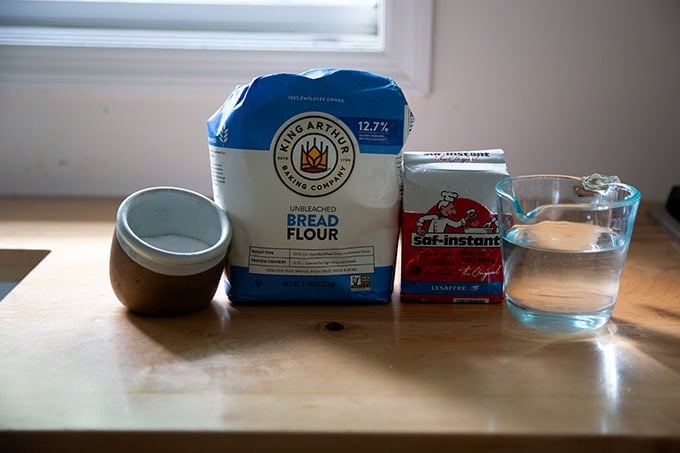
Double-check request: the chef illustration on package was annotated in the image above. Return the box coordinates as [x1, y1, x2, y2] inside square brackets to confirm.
[417, 191, 474, 234]
[415, 191, 497, 236]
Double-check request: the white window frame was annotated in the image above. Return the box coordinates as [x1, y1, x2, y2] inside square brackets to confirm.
[0, 0, 433, 97]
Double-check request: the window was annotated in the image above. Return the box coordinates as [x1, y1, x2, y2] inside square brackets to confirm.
[0, 0, 382, 50]
[0, 0, 432, 96]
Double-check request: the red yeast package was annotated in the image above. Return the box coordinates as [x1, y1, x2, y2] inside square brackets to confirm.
[400, 150, 508, 303]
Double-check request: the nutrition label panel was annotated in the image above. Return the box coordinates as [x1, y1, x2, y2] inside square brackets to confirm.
[248, 246, 375, 275]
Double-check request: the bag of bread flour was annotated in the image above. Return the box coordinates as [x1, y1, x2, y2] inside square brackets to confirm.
[207, 69, 413, 302]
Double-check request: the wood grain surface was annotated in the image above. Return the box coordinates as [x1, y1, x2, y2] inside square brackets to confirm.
[1, 197, 679, 452]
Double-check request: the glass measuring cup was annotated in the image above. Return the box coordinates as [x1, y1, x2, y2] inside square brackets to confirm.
[495, 174, 641, 333]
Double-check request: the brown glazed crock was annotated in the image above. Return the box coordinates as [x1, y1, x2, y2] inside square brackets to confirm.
[109, 187, 231, 316]
[110, 235, 227, 316]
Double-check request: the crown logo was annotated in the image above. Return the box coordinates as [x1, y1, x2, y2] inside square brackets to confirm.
[300, 138, 328, 173]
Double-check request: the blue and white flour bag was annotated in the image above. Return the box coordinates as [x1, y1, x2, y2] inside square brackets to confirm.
[207, 69, 413, 302]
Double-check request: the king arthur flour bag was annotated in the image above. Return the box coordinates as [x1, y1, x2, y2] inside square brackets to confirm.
[207, 69, 413, 302]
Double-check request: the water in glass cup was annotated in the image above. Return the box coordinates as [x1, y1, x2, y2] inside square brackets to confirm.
[502, 220, 628, 333]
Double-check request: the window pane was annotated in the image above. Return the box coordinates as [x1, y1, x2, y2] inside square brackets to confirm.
[0, 0, 379, 34]
[1, 0, 381, 51]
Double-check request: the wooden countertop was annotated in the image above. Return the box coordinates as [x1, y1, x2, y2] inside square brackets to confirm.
[1, 197, 679, 452]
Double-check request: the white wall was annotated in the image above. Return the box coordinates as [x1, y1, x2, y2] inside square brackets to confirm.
[1, 0, 679, 201]
[409, 0, 680, 202]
